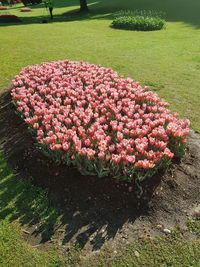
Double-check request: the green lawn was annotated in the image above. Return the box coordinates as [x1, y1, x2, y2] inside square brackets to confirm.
[92, 235, 200, 267]
[0, 0, 200, 266]
[0, 220, 62, 267]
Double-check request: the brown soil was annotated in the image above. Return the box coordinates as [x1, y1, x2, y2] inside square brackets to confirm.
[0, 89, 199, 255]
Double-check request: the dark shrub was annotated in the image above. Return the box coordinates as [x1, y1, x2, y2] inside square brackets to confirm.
[21, 0, 41, 6]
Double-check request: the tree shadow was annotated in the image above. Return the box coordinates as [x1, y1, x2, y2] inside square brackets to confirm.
[0, 7, 113, 26]
[0, 89, 161, 250]
[1, 0, 200, 28]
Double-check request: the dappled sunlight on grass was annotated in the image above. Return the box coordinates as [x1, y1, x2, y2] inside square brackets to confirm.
[0, 219, 62, 266]
[0, 152, 60, 241]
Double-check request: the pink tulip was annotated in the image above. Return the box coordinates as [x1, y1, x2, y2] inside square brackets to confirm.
[11, 59, 190, 175]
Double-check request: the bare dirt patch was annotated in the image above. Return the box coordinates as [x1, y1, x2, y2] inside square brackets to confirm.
[0, 89, 199, 255]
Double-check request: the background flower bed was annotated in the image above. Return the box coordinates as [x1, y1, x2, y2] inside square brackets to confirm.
[0, 6, 8, 10]
[111, 9, 166, 31]
[20, 7, 32, 12]
[0, 14, 20, 22]
[11, 60, 190, 182]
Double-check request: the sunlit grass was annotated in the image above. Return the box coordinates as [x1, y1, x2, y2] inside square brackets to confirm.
[93, 233, 200, 267]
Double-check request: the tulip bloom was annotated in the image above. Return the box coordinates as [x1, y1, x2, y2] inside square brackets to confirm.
[11, 60, 190, 181]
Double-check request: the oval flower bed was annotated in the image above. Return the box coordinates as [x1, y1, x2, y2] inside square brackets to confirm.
[11, 60, 190, 182]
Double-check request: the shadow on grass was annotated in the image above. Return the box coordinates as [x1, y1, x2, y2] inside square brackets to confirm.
[0, 89, 161, 250]
[0, 9, 113, 27]
[1, 0, 200, 28]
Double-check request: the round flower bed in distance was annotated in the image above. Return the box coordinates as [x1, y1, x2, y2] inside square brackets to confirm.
[111, 16, 165, 31]
[11, 60, 190, 182]
[20, 7, 32, 12]
[111, 10, 166, 31]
